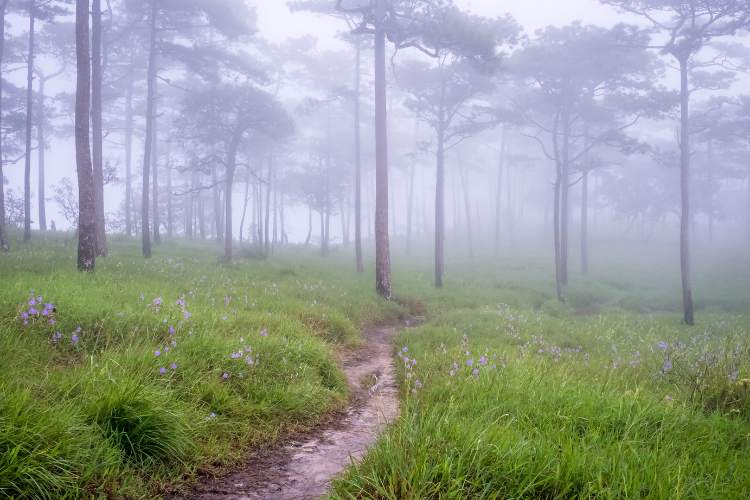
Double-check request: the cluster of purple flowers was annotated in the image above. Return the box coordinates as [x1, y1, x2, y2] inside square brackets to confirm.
[21, 292, 55, 326]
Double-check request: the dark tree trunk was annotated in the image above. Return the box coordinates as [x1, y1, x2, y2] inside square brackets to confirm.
[265, 151, 272, 253]
[23, 3, 34, 242]
[406, 119, 417, 255]
[0, 0, 8, 251]
[92, 0, 106, 255]
[124, 73, 133, 236]
[354, 39, 363, 271]
[373, 29, 391, 298]
[151, 80, 160, 245]
[494, 125, 506, 259]
[678, 58, 694, 325]
[76, 0, 95, 271]
[459, 156, 473, 259]
[37, 76, 46, 231]
[141, 0, 157, 258]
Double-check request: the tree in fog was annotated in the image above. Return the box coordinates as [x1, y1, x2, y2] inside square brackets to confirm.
[602, 0, 750, 324]
[178, 84, 293, 261]
[511, 23, 670, 302]
[75, 0, 95, 271]
[0, 0, 12, 251]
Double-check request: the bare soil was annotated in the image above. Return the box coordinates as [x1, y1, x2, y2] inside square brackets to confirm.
[170, 323, 400, 500]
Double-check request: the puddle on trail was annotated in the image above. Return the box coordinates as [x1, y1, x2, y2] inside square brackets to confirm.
[175, 324, 400, 500]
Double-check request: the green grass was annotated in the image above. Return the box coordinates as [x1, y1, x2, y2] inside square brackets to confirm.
[2, 227, 750, 499]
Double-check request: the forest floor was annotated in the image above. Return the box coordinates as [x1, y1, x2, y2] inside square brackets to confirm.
[1, 228, 750, 499]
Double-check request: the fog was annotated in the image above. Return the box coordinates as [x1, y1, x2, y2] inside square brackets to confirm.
[1, 0, 750, 316]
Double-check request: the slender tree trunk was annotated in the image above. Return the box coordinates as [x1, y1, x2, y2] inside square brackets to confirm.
[406, 119, 418, 255]
[265, 151, 272, 253]
[561, 109, 571, 287]
[459, 154, 473, 259]
[124, 74, 133, 236]
[212, 161, 223, 244]
[198, 176, 205, 239]
[354, 40, 363, 271]
[581, 170, 589, 275]
[434, 89, 446, 287]
[678, 58, 694, 325]
[256, 171, 262, 248]
[92, 0, 107, 255]
[494, 125, 506, 259]
[151, 80, 160, 245]
[23, 4, 34, 242]
[141, 0, 157, 258]
[373, 28, 391, 298]
[240, 172, 250, 245]
[165, 136, 172, 237]
[551, 113, 564, 302]
[224, 139, 239, 261]
[0, 0, 8, 251]
[305, 205, 312, 247]
[76, 0, 95, 271]
[37, 76, 46, 231]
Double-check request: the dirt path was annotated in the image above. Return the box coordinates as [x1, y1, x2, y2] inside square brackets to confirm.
[173, 324, 400, 500]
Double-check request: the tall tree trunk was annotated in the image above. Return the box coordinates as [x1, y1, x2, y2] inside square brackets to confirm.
[224, 139, 239, 261]
[92, 0, 106, 255]
[354, 39, 363, 272]
[434, 85, 446, 288]
[581, 122, 590, 275]
[141, 0, 157, 258]
[265, 151, 272, 253]
[75, 0, 95, 271]
[679, 58, 694, 325]
[37, 76, 46, 231]
[0, 0, 8, 251]
[406, 120, 418, 255]
[165, 136, 172, 237]
[151, 80, 160, 245]
[373, 28, 391, 298]
[458, 154, 473, 259]
[551, 112, 564, 302]
[198, 176, 205, 239]
[23, 3, 34, 242]
[707, 140, 714, 246]
[124, 73, 133, 236]
[212, 160, 223, 244]
[240, 172, 250, 245]
[560, 109, 571, 287]
[494, 125, 506, 258]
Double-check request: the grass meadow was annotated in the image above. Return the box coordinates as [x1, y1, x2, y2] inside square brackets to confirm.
[1, 226, 749, 499]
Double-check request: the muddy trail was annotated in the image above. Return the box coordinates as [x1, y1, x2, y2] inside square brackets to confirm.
[172, 324, 400, 500]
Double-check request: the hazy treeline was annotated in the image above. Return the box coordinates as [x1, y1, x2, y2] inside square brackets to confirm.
[1, 0, 750, 323]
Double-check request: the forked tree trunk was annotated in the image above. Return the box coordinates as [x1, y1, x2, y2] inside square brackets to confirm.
[23, 3, 34, 242]
[0, 0, 9, 251]
[141, 0, 157, 258]
[678, 58, 694, 325]
[75, 0, 95, 271]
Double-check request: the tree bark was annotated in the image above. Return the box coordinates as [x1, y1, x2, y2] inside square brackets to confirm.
[560, 108, 571, 287]
[76, 0, 95, 271]
[678, 58, 694, 325]
[23, 3, 34, 242]
[494, 125, 506, 259]
[551, 112, 564, 302]
[374, 28, 391, 299]
[141, 0, 157, 258]
[92, 0, 106, 255]
[224, 136, 240, 261]
[354, 38, 363, 271]
[0, 0, 8, 251]
[124, 73, 133, 236]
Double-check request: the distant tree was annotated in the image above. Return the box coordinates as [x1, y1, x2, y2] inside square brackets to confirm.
[0, 0, 12, 251]
[76, 0, 95, 271]
[601, 0, 750, 324]
[177, 83, 293, 261]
